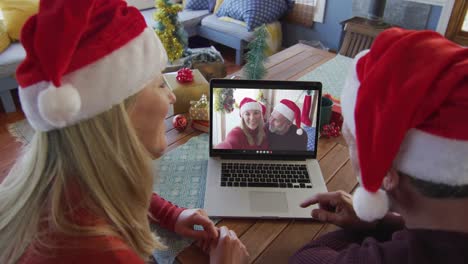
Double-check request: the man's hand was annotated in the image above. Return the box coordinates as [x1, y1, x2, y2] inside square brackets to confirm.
[210, 226, 249, 264]
[174, 208, 218, 251]
[301, 191, 377, 230]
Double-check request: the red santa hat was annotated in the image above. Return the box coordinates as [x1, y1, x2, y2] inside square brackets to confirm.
[16, 0, 167, 131]
[341, 28, 468, 222]
[239, 97, 266, 116]
[273, 99, 303, 135]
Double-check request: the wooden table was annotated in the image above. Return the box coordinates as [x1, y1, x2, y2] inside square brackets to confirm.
[163, 44, 357, 263]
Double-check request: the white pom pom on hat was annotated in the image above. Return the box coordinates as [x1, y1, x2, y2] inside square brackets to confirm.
[353, 186, 389, 222]
[296, 128, 303, 136]
[38, 84, 81, 128]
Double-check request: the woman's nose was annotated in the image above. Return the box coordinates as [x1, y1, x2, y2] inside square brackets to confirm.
[168, 90, 176, 104]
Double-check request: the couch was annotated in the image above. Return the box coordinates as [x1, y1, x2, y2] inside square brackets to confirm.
[141, 8, 257, 65]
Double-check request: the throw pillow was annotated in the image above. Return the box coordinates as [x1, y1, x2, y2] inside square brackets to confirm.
[185, 0, 209, 10]
[0, 20, 11, 53]
[0, 0, 39, 41]
[213, 0, 224, 13]
[216, 0, 289, 31]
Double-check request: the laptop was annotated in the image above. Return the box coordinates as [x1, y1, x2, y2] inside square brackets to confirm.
[204, 79, 328, 218]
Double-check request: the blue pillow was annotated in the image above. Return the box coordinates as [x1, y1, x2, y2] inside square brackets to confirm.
[185, 0, 209, 10]
[216, 0, 289, 31]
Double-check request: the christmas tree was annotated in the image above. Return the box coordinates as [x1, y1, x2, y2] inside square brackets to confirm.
[243, 25, 268, 80]
[154, 0, 188, 62]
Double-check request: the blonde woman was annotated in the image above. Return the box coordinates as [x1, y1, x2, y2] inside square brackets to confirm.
[0, 0, 248, 263]
[216, 97, 268, 150]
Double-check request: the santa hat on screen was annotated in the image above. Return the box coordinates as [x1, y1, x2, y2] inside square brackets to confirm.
[16, 0, 167, 131]
[239, 97, 266, 116]
[341, 28, 468, 222]
[274, 99, 303, 135]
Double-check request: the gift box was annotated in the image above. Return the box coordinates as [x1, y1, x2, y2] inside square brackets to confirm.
[191, 120, 209, 133]
[189, 94, 209, 121]
[163, 69, 209, 114]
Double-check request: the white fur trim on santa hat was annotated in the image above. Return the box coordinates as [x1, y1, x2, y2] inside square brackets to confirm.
[274, 103, 295, 122]
[340, 49, 369, 137]
[353, 186, 389, 222]
[240, 102, 262, 115]
[394, 129, 468, 186]
[19, 28, 167, 131]
[38, 84, 81, 127]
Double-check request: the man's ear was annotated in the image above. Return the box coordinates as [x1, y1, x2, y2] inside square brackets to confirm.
[382, 168, 400, 191]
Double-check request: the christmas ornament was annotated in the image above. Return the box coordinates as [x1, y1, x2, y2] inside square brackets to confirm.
[243, 24, 268, 80]
[189, 94, 209, 121]
[321, 122, 341, 138]
[154, 0, 187, 62]
[172, 114, 188, 132]
[176, 68, 194, 83]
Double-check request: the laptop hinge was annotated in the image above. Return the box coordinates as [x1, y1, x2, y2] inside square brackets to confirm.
[220, 155, 308, 161]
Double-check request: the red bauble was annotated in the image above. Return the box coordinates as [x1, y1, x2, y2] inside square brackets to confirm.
[172, 114, 188, 132]
[176, 68, 194, 83]
[321, 123, 342, 138]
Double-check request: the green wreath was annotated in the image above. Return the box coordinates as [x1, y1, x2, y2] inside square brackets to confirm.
[214, 88, 236, 113]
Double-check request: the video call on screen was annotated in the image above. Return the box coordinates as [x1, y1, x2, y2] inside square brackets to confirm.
[212, 88, 319, 153]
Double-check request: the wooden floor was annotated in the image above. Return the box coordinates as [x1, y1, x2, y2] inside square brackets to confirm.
[0, 45, 242, 184]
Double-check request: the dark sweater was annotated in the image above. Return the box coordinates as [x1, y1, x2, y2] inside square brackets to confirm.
[290, 226, 468, 264]
[268, 124, 308, 151]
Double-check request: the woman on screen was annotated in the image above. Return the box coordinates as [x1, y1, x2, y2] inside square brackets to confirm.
[216, 98, 269, 150]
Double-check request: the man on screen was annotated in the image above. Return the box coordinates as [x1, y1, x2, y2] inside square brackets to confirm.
[267, 99, 308, 151]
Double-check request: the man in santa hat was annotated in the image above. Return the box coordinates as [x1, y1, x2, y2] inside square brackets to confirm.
[291, 28, 468, 264]
[267, 99, 308, 151]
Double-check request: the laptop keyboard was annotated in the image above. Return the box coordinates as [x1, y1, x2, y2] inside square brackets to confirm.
[220, 163, 312, 188]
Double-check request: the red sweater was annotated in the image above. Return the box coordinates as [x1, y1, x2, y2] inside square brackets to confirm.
[217, 126, 269, 150]
[19, 193, 184, 264]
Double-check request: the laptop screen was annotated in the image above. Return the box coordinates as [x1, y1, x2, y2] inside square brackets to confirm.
[210, 80, 322, 159]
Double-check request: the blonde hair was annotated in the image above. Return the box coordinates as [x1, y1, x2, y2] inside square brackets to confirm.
[240, 115, 266, 146]
[0, 95, 165, 264]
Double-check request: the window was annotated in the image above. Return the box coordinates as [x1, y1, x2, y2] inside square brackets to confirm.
[405, 0, 456, 34]
[286, 0, 326, 25]
[405, 0, 446, 5]
[462, 9, 468, 31]
[446, 0, 468, 46]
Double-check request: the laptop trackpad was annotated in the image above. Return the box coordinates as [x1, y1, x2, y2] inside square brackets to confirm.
[249, 191, 288, 213]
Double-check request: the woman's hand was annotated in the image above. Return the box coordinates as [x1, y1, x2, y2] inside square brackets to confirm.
[174, 208, 218, 250]
[210, 226, 249, 264]
[300, 191, 377, 230]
